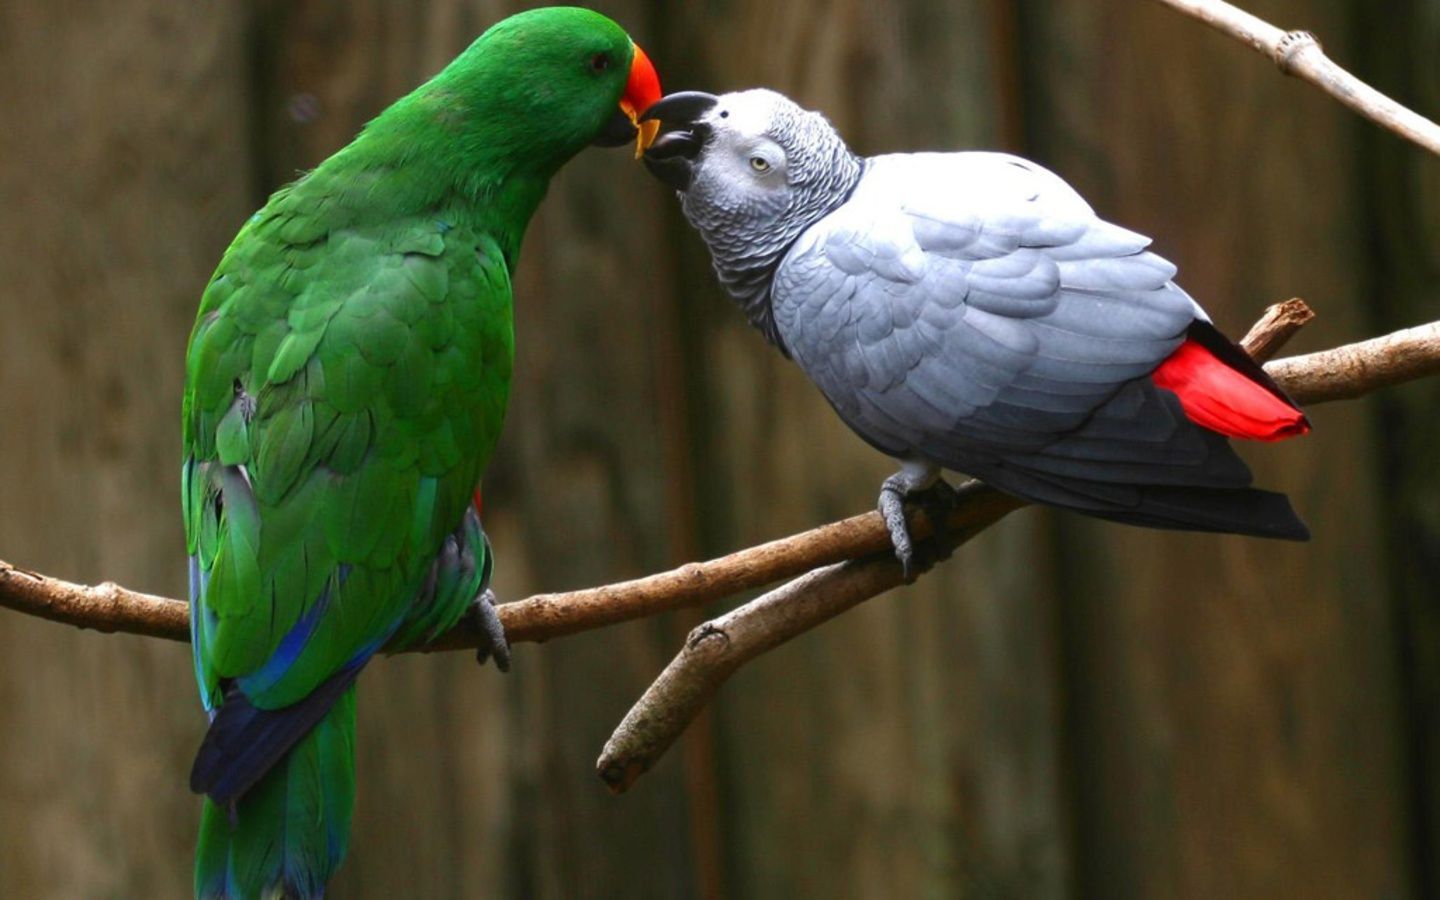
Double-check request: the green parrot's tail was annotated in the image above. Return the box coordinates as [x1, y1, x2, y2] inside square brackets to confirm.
[195, 685, 357, 900]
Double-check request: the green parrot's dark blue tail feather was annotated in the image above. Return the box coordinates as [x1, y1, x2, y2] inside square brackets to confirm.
[191, 655, 367, 806]
[195, 685, 357, 900]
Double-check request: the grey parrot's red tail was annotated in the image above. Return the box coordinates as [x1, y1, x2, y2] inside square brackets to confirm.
[1152, 321, 1310, 442]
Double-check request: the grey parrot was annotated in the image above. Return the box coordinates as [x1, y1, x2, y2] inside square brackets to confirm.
[640, 89, 1310, 574]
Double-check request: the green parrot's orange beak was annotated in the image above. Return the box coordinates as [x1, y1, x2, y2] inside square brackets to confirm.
[621, 43, 662, 159]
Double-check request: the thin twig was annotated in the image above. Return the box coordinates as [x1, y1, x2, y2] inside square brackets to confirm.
[434, 509, 907, 649]
[1151, 0, 1440, 156]
[1238, 297, 1314, 359]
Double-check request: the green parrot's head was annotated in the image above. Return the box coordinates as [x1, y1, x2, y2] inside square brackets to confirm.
[426, 7, 662, 170]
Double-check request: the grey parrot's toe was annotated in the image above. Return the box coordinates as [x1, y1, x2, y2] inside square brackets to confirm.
[472, 589, 511, 672]
[878, 473, 962, 579]
[878, 478, 918, 580]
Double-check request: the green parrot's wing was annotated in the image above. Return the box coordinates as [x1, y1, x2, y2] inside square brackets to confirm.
[183, 182, 514, 713]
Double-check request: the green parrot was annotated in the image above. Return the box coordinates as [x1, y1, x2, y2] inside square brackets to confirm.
[181, 8, 661, 897]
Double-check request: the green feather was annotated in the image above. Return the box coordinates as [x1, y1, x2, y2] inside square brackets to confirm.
[351, 309, 410, 367]
[254, 400, 314, 505]
[215, 404, 251, 466]
[266, 326, 326, 384]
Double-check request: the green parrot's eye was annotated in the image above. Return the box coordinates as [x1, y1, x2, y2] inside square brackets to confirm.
[750, 156, 771, 173]
[590, 52, 611, 73]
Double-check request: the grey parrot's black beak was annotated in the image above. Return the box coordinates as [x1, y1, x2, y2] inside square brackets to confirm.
[640, 91, 720, 127]
[639, 91, 719, 191]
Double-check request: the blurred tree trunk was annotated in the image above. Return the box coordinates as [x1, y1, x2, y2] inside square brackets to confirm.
[0, 3, 254, 896]
[1356, 1, 1440, 896]
[1020, 0, 1413, 896]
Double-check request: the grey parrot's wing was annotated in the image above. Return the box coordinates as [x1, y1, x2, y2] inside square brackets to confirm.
[773, 151, 1196, 458]
[770, 151, 1311, 539]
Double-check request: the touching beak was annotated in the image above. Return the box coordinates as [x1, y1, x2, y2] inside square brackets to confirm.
[593, 43, 663, 158]
[621, 44, 662, 158]
[638, 91, 719, 191]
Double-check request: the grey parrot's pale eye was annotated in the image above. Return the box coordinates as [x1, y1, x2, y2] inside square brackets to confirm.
[735, 138, 785, 181]
[745, 148, 784, 178]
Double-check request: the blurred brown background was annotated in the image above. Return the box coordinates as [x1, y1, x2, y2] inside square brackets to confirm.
[1, 0, 1437, 897]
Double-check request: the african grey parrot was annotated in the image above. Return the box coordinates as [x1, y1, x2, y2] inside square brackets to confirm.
[640, 89, 1310, 573]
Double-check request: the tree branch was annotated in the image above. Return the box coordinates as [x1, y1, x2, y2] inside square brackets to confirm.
[0, 561, 189, 641]
[3, 299, 1438, 656]
[1264, 320, 1440, 405]
[1151, 0, 1440, 156]
[0, 486, 1017, 650]
[7, 300, 1440, 794]
[1236, 296, 1313, 360]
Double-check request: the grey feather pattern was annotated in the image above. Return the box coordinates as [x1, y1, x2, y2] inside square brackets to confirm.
[774, 151, 1198, 471]
[679, 95, 863, 351]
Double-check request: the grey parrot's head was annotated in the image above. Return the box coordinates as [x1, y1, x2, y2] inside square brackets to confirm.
[639, 88, 863, 348]
[641, 88, 860, 236]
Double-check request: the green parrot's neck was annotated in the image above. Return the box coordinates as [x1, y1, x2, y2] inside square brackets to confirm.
[314, 78, 589, 265]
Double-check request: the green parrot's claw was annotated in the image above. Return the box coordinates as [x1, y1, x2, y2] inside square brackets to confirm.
[473, 589, 510, 672]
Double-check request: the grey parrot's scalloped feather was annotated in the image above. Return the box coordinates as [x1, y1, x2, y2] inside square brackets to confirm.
[772, 151, 1305, 538]
[774, 152, 1197, 449]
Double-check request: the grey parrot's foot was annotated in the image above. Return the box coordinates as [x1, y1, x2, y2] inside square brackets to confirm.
[912, 478, 960, 570]
[879, 475, 919, 579]
[471, 589, 511, 673]
[878, 468, 957, 580]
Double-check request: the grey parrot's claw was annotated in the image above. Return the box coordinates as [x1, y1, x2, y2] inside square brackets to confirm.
[878, 479, 919, 581]
[472, 589, 511, 673]
[879, 474, 962, 580]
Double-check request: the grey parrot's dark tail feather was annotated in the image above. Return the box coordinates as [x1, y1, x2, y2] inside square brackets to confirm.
[1086, 485, 1310, 541]
[980, 462, 1309, 541]
[943, 381, 1309, 540]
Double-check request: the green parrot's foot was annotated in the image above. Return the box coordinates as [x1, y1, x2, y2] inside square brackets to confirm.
[472, 589, 511, 672]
